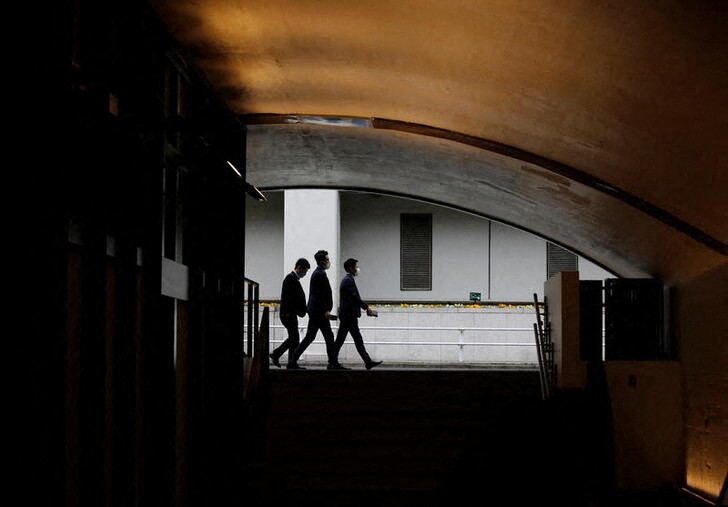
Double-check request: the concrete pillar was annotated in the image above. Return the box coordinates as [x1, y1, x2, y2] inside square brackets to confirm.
[284, 190, 340, 305]
[544, 271, 586, 389]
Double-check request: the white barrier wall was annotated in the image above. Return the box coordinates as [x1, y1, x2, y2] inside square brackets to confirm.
[256, 305, 540, 367]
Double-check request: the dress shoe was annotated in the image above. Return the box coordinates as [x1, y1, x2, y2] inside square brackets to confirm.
[269, 353, 281, 368]
[327, 363, 350, 370]
[286, 363, 306, 370]
[365, 360, 382, 370]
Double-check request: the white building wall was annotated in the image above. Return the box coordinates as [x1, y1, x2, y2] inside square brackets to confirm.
[579, 257, 613, 281]
[434, 209, 490, 301]
[339, 192, 400, 299]
[340, 193, 490, 301]
[246, 191, 615, 303]
[244, 191, 284, 300]
[490, 222, 546, 301]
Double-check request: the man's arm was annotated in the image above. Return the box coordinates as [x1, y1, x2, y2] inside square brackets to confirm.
[295, 282, 307, 317]
[280, 274, 293, 310]
[343, 277, 368, 311]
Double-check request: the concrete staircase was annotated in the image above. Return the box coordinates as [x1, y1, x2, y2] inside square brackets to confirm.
[249, 368, 558, 507]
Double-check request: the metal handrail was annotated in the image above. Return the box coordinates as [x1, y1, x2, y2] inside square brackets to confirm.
[244, 306, 270, 399]
[268, 337, 535, 347]
[260, 323, 540, 364]
[243, 277, 260, 357]
[266, 324, 533, 332]
[533, 292, 553, 399]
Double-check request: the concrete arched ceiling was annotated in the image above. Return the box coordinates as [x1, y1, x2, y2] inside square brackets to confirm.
[151, 0, 728, 283]
[246, 123, 723, 282]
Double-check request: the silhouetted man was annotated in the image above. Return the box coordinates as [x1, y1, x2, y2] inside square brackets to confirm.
[332, 258, 382, 370]
[292, 250, 345, 369]
[270, 258, 310, 369]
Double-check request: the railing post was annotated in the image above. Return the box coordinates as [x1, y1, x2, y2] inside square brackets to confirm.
[253, 284, 259, 345]
[533, 323, 547, 400]
[247, 282, 253, 356]
[533, 293, 551, 399]
[260, 306, 269, 374]
[458, 328, 464, 363]
[244, 306, 270, 399]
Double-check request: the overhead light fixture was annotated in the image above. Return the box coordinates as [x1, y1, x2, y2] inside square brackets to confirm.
[244, 182, 267, 202]
[227, 160, 267, 202]
[227, 160, 242, 178]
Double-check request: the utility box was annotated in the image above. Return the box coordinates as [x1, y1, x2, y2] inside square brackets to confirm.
[605, 278, 666, 360]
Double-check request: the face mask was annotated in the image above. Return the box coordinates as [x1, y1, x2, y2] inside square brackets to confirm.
[354, 267, 360, 276]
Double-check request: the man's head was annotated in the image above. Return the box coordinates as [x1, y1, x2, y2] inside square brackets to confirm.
[314, 250, 330, 269]
[294, 258, 310, 278]
[344, 258, 359, 276]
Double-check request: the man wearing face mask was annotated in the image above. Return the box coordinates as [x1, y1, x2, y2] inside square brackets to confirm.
[270, 257, 310, 369]
[332, 258, 382, 370]
[292, 250, 345, 369]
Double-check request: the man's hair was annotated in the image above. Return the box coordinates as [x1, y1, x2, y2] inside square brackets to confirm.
[344, 258, 358, 273]
[295, 258, 310, 269]
[314, 250, 329, 265]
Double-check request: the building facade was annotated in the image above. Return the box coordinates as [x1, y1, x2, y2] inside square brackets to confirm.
[245, 189, 612, 302]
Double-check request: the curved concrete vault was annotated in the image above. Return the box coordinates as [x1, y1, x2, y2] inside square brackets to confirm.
[151, 0, 728, 283]
[246, 122, 723, 282]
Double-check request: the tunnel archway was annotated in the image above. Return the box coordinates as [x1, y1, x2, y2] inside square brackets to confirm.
[246, 121, 724, 283]
[35, 1, 727, 503]
[152, 0, 728, 286]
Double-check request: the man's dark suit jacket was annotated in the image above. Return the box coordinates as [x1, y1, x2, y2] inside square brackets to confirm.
[280, 271, 307, 318]
[338, 273, 369, 320]
[306, 266, 333, 317]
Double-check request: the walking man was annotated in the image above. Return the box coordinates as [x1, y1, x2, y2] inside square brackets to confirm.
[292, 250, 345, 369]
[332, 258, 382, 370]
[270, 258, 310, 369]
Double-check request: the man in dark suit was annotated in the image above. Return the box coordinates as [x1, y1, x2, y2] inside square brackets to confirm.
[292, 250, 345, 369]
[270, 258, 310, 369]
[332, 258, 382, 370]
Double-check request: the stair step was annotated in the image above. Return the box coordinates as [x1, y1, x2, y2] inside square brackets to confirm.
[267, 457, 451, 473]
[254, 369, 545, 504]
[265, 442, 463, 460]
[266, 427, 468, 444]
[257, 488, 445, 507]
[277, 472, 445, 492]
[267, 412, 497, 428]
